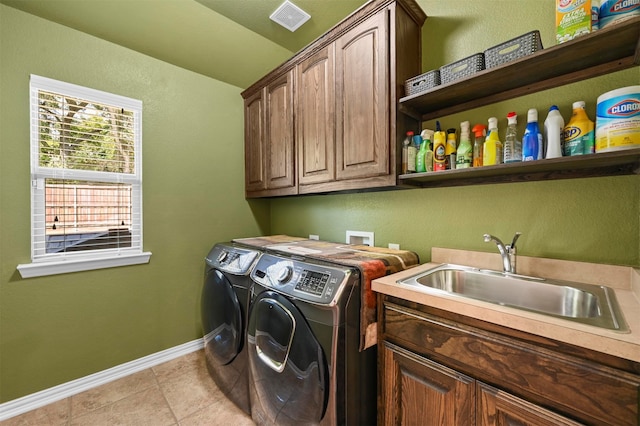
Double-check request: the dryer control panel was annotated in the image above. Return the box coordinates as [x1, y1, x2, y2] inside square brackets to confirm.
[205, 244, 260, 275]
[251, 254, 356, 305]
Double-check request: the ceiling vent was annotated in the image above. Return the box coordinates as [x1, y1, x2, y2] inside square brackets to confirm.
[270, 0, 311, 32]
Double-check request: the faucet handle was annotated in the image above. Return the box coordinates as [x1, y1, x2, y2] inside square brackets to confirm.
[509, 232, 522, 251]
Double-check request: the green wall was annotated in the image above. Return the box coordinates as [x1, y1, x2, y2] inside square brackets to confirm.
[271, 0, 640, 265]
[0, 5, 269, 402]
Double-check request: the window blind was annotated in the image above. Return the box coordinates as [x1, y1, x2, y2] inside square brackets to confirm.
[29, 75, 143, 261]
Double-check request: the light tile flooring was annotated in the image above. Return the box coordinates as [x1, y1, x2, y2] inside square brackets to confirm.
[2, 350, 255, 426]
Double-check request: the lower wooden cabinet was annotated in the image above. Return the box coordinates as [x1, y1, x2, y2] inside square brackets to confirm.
[382, 343, 583, 426]
[378, 298, 640, 426]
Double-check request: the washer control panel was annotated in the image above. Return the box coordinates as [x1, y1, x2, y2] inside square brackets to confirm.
[251, 253, 355, 305]
[205, 244, 260, 275]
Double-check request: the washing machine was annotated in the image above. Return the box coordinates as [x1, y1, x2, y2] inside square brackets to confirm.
[246, 252, 377, 425]
[201, 242, 261, 414]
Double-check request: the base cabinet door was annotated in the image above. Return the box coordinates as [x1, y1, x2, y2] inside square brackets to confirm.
[477, 382, 583, 426]
[382, 343, 475, 426]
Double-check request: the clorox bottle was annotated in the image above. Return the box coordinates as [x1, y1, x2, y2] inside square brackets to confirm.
[563, 101, 595, 156]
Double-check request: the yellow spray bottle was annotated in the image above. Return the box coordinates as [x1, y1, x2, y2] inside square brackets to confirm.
[433, 121, 447, 171]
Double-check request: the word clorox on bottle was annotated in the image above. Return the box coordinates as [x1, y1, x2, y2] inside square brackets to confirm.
[596, 85, 640, 152]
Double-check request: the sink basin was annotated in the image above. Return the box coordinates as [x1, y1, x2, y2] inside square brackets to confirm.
[398, 264, 628, 332]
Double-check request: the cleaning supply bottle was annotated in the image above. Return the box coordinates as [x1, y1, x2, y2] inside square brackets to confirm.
[503, 112, 522, 163]
[420, 129, 434, 172]
[456, 121, 472, 169]
[433, 121, 447, 171]
[445, 128, 457, 170]
[563, 101, 595, 156]
[483, 117, 503, 166]
[412, 133, 423, 172]
[416, 135, 427, 173]
[522, 109, 543, 161]
[401, 131, 412, 173]
[544, 105, 564, 158]
[472, 124, 487, 167]
[405, 131, 417, 172]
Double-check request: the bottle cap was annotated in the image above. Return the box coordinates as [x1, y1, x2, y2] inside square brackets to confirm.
[420, 129, 434, 141]
[572, 101, 586, 109]
[406, 131, 414, 136]
[527, 108, 538, 123]
[549, 105, 559, 111]
[472, 124, 487, 137]
[507, 111, 517, 124]
[460, 121, 470, 132]
[447, 128, 456, 135]
[487, 117, 498, 131]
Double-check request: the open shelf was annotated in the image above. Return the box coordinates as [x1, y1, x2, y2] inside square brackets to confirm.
[399, 16, 640, 121]
[398, 148, 640, 188]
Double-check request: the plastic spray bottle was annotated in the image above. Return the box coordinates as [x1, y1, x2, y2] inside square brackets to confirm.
[563, 101, 595, 156]
[544, 105, 564, 159]
[416, 135, 427, 173]
[483, 117, 503, 166]
[472, 124, 487, 167]
[433, 121, 447, 171]
[405, 131, 417, 172]
[503, 112, 522, 163]
[522, 109, 543, 161]
[446, 128, 457, 170]
[456, 121, 472, 169]
[420, 129, 434, 172]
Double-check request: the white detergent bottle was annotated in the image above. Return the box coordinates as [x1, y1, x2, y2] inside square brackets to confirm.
[544, 105, 564, 159]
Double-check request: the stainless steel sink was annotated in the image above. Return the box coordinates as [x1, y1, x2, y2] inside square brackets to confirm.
[398, 264, 628, 332]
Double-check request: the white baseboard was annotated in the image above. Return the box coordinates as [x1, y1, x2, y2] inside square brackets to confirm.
[0, 338, 204, 421]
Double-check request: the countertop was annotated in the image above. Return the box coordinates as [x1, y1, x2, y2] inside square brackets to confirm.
[372, 248, 640, 363]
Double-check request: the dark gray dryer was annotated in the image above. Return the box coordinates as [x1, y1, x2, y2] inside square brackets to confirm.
[246, 252, 377, 425]
[201, 242, 260, 414]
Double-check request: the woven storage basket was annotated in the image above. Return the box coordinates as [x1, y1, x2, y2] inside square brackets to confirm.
[439, 53, 485, 85]
[404, 70, 440, 96]
[484, 31, 543, 69]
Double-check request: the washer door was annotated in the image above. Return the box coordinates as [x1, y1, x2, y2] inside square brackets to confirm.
[247, 290, 329, 424]
[201, 269, 243, 365]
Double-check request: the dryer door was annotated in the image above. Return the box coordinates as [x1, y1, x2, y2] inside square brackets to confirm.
[201, 269, 243, 365]
[247, 290, 329, 424]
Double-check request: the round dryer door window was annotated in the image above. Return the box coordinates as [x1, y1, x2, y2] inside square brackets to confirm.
[201, 269, 243, 365]
[247, 290, 329, 424]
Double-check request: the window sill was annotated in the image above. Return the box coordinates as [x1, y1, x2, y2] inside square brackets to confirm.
[17, 252, 152, 278]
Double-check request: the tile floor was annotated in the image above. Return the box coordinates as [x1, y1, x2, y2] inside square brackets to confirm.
[1, 350, 256, 426]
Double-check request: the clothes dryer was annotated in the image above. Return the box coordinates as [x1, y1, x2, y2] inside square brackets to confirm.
[246, 252, 377, 425]
[201, 242, 261, 414]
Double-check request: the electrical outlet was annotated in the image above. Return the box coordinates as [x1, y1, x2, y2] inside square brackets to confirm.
[309, 234, 319, 240]
[346, 230, 374, 246]
[388, 243, 400, 250]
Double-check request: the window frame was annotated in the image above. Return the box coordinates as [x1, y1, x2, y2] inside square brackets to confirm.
[17, 75, 151, 278]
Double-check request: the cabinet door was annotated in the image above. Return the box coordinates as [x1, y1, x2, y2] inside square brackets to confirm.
[382, 343, 475, 426]
[265, 70, 296, 191]
[477, 382, 584, 426]
[335, 11, 389, 181]
[244, 89, 266, 192]
[297, 45, 335, 185]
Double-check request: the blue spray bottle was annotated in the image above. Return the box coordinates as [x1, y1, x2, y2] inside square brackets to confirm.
[522, 108, 543, 161]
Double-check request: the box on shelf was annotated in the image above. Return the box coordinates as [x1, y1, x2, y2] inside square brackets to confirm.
[556, 0, 592, 44]
[404, 70, 440, 96]
[439, 53, 485, 85]
[484, 31, 543, 69]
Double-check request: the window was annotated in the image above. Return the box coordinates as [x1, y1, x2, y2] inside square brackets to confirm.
[17, 75, 150, 278]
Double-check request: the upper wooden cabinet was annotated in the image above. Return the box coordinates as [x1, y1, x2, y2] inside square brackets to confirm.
[243, 70, 296, 197]
[241, 0, 426, 198]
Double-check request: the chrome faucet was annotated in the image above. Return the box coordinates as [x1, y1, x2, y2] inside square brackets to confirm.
[483, 232, 521, 274]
